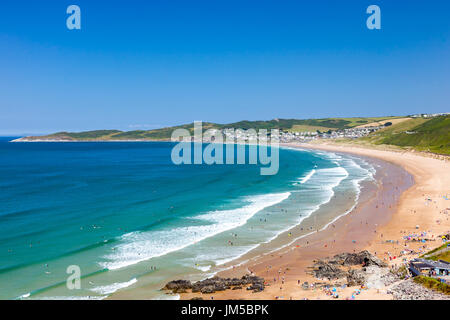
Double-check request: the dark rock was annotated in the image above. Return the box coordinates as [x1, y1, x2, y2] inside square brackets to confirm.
[346, 268, 368, 286]
[162, 279, 192, 291]
[330, 250, 387, 267]
[200, 285, 216, 294]
[311, 251, 387, 282]
[163, 275, 265, 294]
[311, 261, 347, 280]
[247, 282, 264, 292]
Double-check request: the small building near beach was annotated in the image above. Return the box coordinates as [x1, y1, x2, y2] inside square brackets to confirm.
[409, 258, 450, 277]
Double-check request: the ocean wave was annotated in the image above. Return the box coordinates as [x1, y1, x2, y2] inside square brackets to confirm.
[194, 265, 212, 272]
[33, 296, 105, 300]
[90, 278, 137, 295]
[99, 192, 291, 270]
[298, 169, 316, 184]
[272, 157, 376, 253]
[17, 293, 30, 299]
[17, 292, 105, 300]
[262, 165, 349, 244]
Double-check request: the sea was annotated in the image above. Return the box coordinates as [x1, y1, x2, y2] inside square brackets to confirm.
[0, 137, 376, 299]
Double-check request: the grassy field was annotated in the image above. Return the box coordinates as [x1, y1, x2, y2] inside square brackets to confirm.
[42, 130, 121, 140]
[333, 116, 404, 127]
[289, 116, 404, 132]
[428, 250, 450, 263]
[290, 124, 336, 132]
[421, 242, 450, 262]
[354, 117, 411, 128]
[413, 276, 450, 295]
[360, 115, 450, 155]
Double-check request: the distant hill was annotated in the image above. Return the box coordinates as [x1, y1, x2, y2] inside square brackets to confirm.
[14, 116, 402, 141]
[13, 115, 450, 155]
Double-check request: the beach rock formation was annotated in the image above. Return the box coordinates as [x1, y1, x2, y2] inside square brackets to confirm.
[311, 251, 391, 284]
[311, 260, 347, 280]
[346, 269, 368, 286]
[163, 279, 192, 293]
[328, 250, 387, 267]
[346, 265, 398, 287]
[163, 275, 265, 294]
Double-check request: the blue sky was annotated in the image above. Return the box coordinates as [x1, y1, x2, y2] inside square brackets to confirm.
[0, 0, 449, 134]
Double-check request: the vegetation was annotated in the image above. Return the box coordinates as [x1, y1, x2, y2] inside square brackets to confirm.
[413, 276, 450, 295]
[421, 243, 448, 257]
[421, 242, 450, 262]
[361, 115, 450, 155]
[27, 116, 402, 140]
[428, 250, 450, 263]
[42, 130, 122, 140]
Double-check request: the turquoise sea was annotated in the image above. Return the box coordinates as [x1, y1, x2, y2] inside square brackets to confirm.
[0, 138, 375, 299]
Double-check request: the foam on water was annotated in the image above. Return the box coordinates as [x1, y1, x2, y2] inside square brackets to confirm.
[274, 156, 376, 253]
[17, 293, 30, 299]
[35, 296, 106, 300]
[90, 278, 137, 295]
[195, 265, 211, 272]
[297, 169, 316, 184]
[100, 192, 291, 270]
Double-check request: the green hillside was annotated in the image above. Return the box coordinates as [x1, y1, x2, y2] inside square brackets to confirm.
[42, 130, 122, 140]
[221, 116, 401, 132]
[23, 116, 402, 141]
[361, 115, 450, 155]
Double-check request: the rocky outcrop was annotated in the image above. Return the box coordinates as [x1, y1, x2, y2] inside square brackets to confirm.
[247, 281, 264, 292]
[328, 250, 387, 267]
[163, 279, 192, 293]
[311, 260, 347, 280]
[163, 275, 265, 294]
[346, 268, 368, 286]
[312, 251, 392, 285]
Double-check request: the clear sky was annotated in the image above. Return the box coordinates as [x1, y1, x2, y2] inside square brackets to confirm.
[0, 0, 449, 134]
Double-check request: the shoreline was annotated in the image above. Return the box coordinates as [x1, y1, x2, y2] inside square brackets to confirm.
[171, 142, 449, 300]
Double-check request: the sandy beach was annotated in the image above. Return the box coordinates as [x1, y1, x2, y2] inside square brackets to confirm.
[175, 142, 450, 300]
